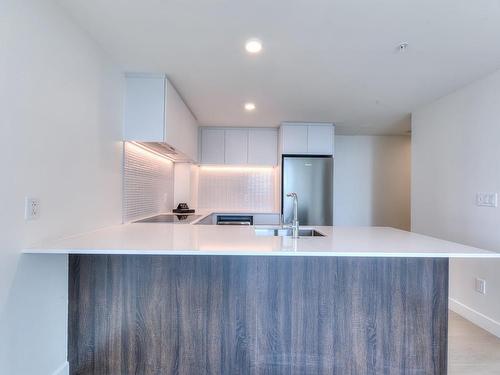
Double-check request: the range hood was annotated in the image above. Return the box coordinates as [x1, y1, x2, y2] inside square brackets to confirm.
[123, 73, 199, 164]
[130, 141, 194, 163]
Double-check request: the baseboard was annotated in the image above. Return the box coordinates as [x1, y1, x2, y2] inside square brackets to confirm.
[449, 298, 500, 338]
[51, 361, 69, 375]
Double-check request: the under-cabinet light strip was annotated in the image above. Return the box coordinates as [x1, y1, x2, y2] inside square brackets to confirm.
[199, 165, 275, 172]
[128, 141, 175, 162]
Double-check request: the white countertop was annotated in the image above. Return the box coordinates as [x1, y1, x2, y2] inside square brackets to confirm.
[24, 218, 500, 258]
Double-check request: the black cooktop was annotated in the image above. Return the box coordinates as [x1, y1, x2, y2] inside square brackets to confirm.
[133, 214, 201, 224]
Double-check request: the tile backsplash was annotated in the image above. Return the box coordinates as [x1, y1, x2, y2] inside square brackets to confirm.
[197, 166, 278, 212]
[123, 142, 174, 222]
[123, 143, 278, 219]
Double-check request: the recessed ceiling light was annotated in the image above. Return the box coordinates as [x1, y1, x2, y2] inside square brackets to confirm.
[244, 102, 256, 111]
[245, 39, 262, 54]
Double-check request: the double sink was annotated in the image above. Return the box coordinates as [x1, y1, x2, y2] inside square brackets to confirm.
[254, 227, 325, 237]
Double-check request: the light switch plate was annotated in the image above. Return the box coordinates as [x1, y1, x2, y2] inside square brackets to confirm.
[475, 277, 486, 295]
[476, 192, 498, 207]
[25, 197, 40, 220]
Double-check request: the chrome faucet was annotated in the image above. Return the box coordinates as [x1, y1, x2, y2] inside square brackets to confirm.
[286, 192, 299, 238]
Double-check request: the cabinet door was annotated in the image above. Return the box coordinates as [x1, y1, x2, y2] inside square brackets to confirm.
[123, 75, 166, 142]
[224, 129, 248, 164]
[248, 129, 278, 165]
[307, 124, 334, 155]
[165, 80, 198, 161]
[281, 125, 308, 154]
[201, 128, 225, 164]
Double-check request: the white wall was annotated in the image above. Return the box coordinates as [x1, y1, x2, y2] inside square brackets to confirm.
[334, 136, 411, 230]
[412, 69, 500, 337]
[0, 0, 123, 373]
[174, 163, 198, 208]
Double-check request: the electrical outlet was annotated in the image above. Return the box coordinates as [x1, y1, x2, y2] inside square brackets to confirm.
[474, 277, 486, 295]
[476, 192, 498, 207]
[25, 197, 40, 220]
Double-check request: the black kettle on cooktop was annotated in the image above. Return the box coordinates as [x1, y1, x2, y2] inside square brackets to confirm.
[172, 203, 195, 214]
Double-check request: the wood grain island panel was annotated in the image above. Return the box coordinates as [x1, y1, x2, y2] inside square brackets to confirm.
[68, 255, 448, 375]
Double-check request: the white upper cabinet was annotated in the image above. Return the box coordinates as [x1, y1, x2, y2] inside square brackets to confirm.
[281, 124, 308, 154]
[123, 73, 199, 161]
[164, 80, 199, 161]
[224, 129, 248, 164]
[248, 129, 278, 165]
[124, 74, 165, 141]
[200, 128, 225, 164]
[281, 122, 335, 155]
[199, 127, 278, 165]
[307, 124, 334, 155]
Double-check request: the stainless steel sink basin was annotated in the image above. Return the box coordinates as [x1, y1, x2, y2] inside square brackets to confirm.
[254, 228, 325, 237]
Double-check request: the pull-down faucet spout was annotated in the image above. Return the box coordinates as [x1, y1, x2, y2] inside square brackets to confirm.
[286, 192, 299, 238]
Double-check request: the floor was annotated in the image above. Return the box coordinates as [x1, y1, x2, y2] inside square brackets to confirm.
[449, 311, 500, 374]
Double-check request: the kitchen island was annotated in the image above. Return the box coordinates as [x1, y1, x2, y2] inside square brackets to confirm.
[25, 221, 499, 375]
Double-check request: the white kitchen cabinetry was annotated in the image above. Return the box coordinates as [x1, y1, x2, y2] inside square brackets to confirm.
[281, 125, 308, 154]
[123, 74, 165, 141]
[281, 123, 334, 155]
[199, 127, 278, 165]
[123, 73, 198, 161]
[307, 125, 334, 155]
[224, 129, 248, 164]
[248, 129, 278, 165]
[200, 128, 225, 164]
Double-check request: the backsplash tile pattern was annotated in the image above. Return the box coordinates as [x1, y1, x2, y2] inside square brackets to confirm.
[123, 142, 174, 222]
[197, 167, 277, 211]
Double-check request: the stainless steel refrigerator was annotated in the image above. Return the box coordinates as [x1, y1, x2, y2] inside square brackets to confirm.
[282, 156, 333, 226]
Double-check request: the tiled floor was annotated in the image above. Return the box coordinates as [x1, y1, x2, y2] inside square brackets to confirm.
[449, 311, 500, 374]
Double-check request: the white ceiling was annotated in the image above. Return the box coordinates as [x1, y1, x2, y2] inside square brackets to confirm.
[57, 0, 500, 135]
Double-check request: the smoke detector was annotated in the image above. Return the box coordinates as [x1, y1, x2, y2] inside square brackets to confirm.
[397, 42, 409, 52]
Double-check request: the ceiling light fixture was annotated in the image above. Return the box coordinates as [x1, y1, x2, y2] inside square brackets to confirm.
[244, 102, 256, 111]
[245, 39, 262, 54]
